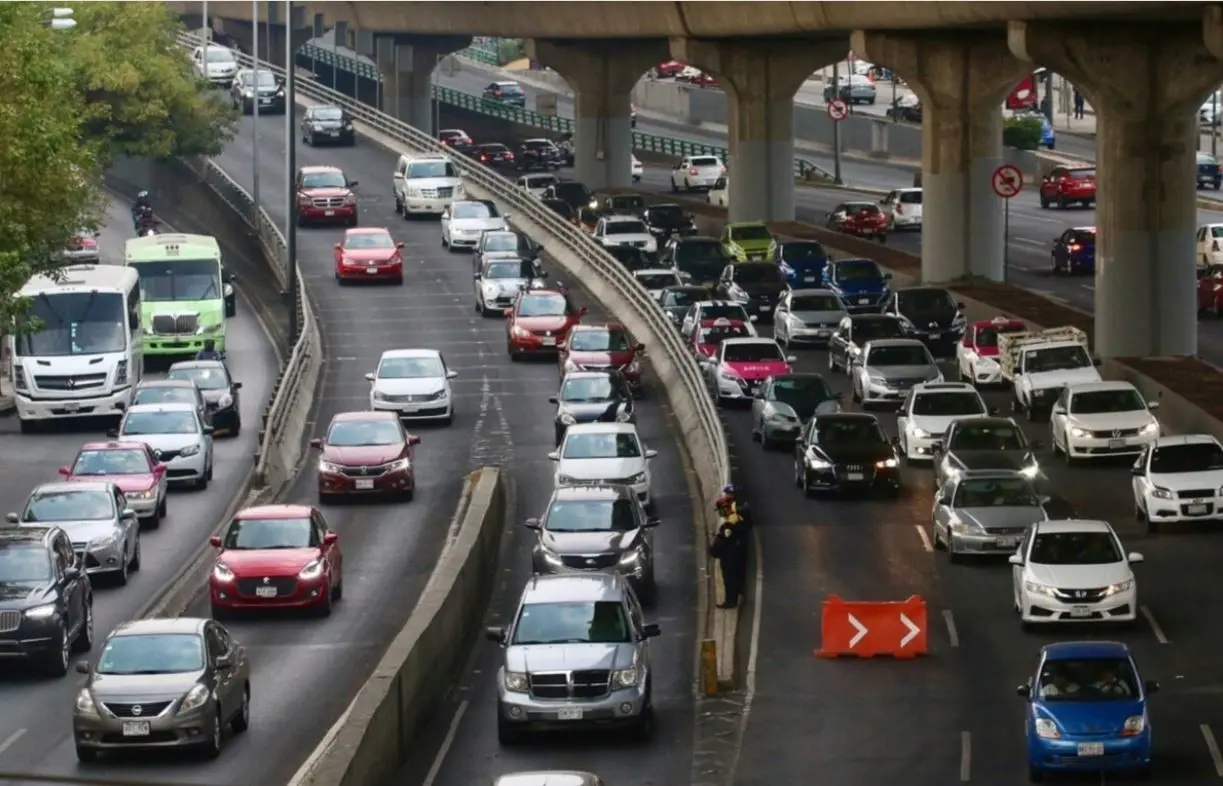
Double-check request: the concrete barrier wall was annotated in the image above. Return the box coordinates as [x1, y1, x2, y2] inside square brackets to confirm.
[300, 467, 506, 786]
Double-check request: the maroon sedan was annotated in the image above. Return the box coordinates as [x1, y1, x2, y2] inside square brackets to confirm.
[311, 411, 420, 503]
[826, 201, 888, 242]
[559, 323, 646, 392]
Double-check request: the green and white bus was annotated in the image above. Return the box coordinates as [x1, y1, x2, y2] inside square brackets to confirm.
[124, 233, 227, 357]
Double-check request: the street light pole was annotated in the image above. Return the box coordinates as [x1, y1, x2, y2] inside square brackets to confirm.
[831, 61, 843, 185]
[1213, 91, 1219, 158]
[251, 0, 260, 219]
[433, 54, 442, 137]
[285, 0, 299, 343]
[201, 0, 208, 67]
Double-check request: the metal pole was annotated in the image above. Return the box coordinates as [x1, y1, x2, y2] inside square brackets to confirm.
[831, 62, 843, 185]
[891, 77, 897, 122]
[1213, 92, 1219, 158]
[201, 0, 208, 69]
[251, 0, 260, 218]
[433, 54, 441, 137]
[1003, 197, 1010, 286]
[285, 0, 299, 344]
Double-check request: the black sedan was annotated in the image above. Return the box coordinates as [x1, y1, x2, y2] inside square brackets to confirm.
[300, 104, 355, 146]
[166, 360, 243, 436]
[517, 139, 563, 171]
[657, 285, 713, 329]
[792, 412, 900, 497]
[643, 203, 697, 240]
[550, 371, 635, 445]
[883, 286, 966, 354]
[604, 245, 658, 272]
[931, 416, 1045, 490]
[473, 143, 516, 171]
[229, 68, 285, 115]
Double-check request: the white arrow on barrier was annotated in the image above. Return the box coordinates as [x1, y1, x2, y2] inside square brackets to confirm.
[847, 613, 868, 648]
[900, 612, 920, 648]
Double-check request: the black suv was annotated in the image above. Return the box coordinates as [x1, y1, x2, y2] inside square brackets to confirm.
[0, 524, 93, 676]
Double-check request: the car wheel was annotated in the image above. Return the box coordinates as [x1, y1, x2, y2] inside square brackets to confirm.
[1057, 196, 1069, 209]
[684, 178, 692, 192]
[43, 622, 71, 677]
[394, 195, 402, 214]
[73, 598, 94, 653]
[670, 179, 678, 193]
[760, 429, 773, 451]
[314, 584, 333, 617]
[231, 686, 251, 733]
[629, 704, 655, 742]
[851, 383, 862, 404]
[947, 539, 963, 564]
[1027, 765, 1044, 783]
[199, 712, 223, 759]
[497, 709, 525, 745]
[1039, 195, 1049, 209]
[75, 745, 98, 763]
[1062, 433, 1076, 465]
[930, 523, 945, 550]
[114, 546, 129, 586]
[130, 535, 141, 571]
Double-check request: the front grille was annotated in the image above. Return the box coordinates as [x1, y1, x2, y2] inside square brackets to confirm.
[890, 378, 926, 389]
[100, 731, 178, 745]
[528, 670, 612, 700]
[235, 576, 298, 597]
[531, 330, 558, 338]
[600, 475, 640, 485]
[435, 186, 454, 198]
[1052, 587, 1108, 603]
[0, 611, 19, 633]
[151, 449, 182, 462]
[1089, 428, 1141, 438]
[103, 701, 173, 718]
[986, 526, 1027, 536]
[836, 464, 876, 484]
[383, 394, 435, 403]
[33, 373, 107, 391]
[151, 314, 198, 335]
[560, 553, 620, 569]
[1181, 501, 1215, 516]
[1178, 489, 1215, 499]
[580, 364, 621, 373]
[74, 550, 100, 569]
[339, 463, 391, 477]
[312, 197, 346, 208]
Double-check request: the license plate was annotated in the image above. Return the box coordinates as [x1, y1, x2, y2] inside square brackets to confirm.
[122, 721, 150, 736]
[929, 332, 941, 340]
[366, 266, 378, 274]
[1187, 503, 1209, 515]
[803, 275, 816, 282]
[816, 329, 830, 336]
[846, 472, 864, 481]
[758, 304, 769, 312]
[540, 337, 556, 346]
[324, 210, 335, 217]
[328, 131, 339, 137]
[858, 297, 870, 305]
[355, 478, 375, 490]
[1069, 605, 1091, 618]
[1077, 743, 1104, 757]
[557, 708, 583, 721]
[61, 402, 80, 412]
[260, 98, 271, 105]
[255, 586, 277, 598]
[1108, 438, 1126, 449]
[995, 536, 1020, 548]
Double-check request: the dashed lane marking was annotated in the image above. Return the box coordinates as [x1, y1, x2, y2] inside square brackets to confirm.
[943, 609, 960, 648]
[1140, 604, 1170, 644]
[423, 700, 469, 786]
[1202, 724, 1223, 777]
[960, 730, 971, 781]
[914, 524, 933, 552]
[0, 729, 26, 758]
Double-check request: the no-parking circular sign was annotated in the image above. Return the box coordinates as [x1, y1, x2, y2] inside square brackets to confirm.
[991, 164, 1024, 198]
[827, 99, 849, 121]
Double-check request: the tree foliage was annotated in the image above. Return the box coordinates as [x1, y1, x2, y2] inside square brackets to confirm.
[1003, 117, 1043, 151]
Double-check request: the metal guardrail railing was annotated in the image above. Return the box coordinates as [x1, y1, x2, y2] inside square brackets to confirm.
[180, 31, 729, 499]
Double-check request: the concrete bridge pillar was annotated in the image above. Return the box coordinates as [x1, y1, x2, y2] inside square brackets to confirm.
[1012, 20, 1223, 358]
[376, 35, 472, 133]
[853, 31, 1027, 285]
[672, 38, 846, 223]
[528, 39, 668, 191]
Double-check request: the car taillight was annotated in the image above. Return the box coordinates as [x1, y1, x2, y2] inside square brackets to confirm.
[481, 155, 487, 161]
[82, 237, 96, 248]
[895, 204, 903, 214]
[690, 167, 699, 175]
[506, 153, 514, 159]
[1068, 243, 1081, 251]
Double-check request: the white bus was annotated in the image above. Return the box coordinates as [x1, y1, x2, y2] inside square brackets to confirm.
[10, 264, 143, 432]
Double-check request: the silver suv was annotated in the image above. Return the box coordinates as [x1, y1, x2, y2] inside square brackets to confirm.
[528, 485, 659, 605]
[486, 573, 660, 744]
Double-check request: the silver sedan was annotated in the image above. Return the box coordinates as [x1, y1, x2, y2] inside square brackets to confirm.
[11, 481, 140, 584]
[930, 470, 1049, 563]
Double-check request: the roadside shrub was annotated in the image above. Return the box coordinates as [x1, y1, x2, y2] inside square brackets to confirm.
[1003, 117, 1042, 151]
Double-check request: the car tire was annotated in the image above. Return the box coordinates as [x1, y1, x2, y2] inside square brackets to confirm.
[72, 599, 94, 653]
[114, 546, 129, 586]
[130, 535, 141, 571]
[43, 622, 71, 678]
[394, 196, 402, 214]
[75, 746, 98, 763]
[1039, 195, 1049, 209]
[497, 710, 525, 745]
[931, 524, 945, 550]
[947, 540, 963, 564]
[231, 686, 251, 733]
[684, 178, 692, 192]
[760, 429, 773, 451]
[302, 132, 310, 146]
[347, 214, 358, 228]
[315, 585, 333, 617]
[670, 179, 678, 193]
[1027, 765, 1043, 783]
[629, 704, 655, 742]
[1062, 433, 1076, 465]
[402, 486, 415, 502]
[199, 713, 223, 759]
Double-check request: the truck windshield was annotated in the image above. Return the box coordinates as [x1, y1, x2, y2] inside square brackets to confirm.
[133, 260, 221, 302]
[1025, 345, 1090, 373]
[17, 292, 126, 357]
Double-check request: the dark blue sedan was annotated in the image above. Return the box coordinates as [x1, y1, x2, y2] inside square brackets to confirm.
[1051, 227, 1096, 275]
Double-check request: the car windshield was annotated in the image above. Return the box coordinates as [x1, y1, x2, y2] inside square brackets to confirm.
[327, 420, 402, 447]
[611, 197, 645, 211]
[570, 330, 631, 352]
[698, 304, 749, 323]
[816, 418, 887, 446]
[723, 342, 783, 363]
[780, 242, 826, 262]
[731, 225, 772, 241]
[130, 259, 221, 303]
[606, 220, 647, 235]
[453, 202, 496, 219]
[637, 272, 679, 290]
[223, 516, 317, 549]
[97, 634, 205, 675]
[526, 176, 557, 188]
[867, 345, 931, 366]
[123, 411, 199, 435]
[513, 600, 631, 644]
[664, 288, 707, 307]
[899, 289, 956, 316]
[483, 233, 521, 252]
[843, 203, 882, 216]
[518, 294, 567, 317]
[950, 423, 1026, 451]
[1150, 442, 1223, 473]
[1031, 530, 1122, 565]
[344, 233, 394, 249]
[251, 70, 276, 87]
[546, 499, 638, 533]
[975, 324, 1025, 347]
[1025, 345, 1091, 373]
[72, 449, 150, 476]
[205, 48, 235, 63]
[606, 246, 653, 269]
[544, 199, 575, 217]
[649, 205, 685, 223]
[407, 161, 455, 178]
[562, 432, 642, 459]
[733, 264, 782, 284]
[899, 190, 922, 204]
[770, 377, 834, 415]
[835, 259, 883, 281]
[561, 377, 618, 402]
[791, 294, 841, 312]
[1071, 389, 1146, 414]
[16, 290, 128, 357]
[134, 386, 196, 407]
[913, 392, 985, 416]
[676, 241, 725, 265]
[496, 84, 524, 96]
[301, 171, 346, 189]
[0, 544, 51, 582]
[23, 490, 113, 522]
[379, 356, 444, 379]
[692, 157, 720, 167]
[699, 323, 750, 345]
[554, 184, 590, 202]
[953, 477, 1039, 507]
[853, 319, 906, 341]
[486, 261, 531, 279]
[312, 107, 343, 120]
[1039, 657, 1138, 702]
[168, 367, 229, 391]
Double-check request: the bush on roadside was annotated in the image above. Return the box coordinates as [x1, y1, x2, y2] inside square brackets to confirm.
[497, 39, 526, 66]
[1003, 117, 1043, 151]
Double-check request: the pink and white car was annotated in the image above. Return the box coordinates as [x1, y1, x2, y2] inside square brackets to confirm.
[707, 337, 795, 404]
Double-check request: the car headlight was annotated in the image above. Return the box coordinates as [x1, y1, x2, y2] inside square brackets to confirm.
[115, 360, 128, 385]
[618, 547, 644, 566]
[1034, 718, 1060, 739]
[1140, 422, 1159, 435]
[1069, 426, 1088, 438]
[242, 89, 254, 97]
[76, 689, 97, 714]
[875, 458, 898, 469]
[1123, 715, 1146, 735]
[217, 394, 234, 409]
[950, 520, 978, 534]
[128, 489, 156, 500]
[1151, 487, 1174, 500]
[504, 671, 529, 692]
[1024, 581, 1057, 597]
[180, 444, 201, 458]
[588, 199, 598, 209]
[299, 559, 324, 579]
[178, 684, 211, 714]
[539, 546, 564, 567]
[319, 460, 342, 474]
[387, 458, 411, 472]
[557, 474, 578, 484]
[559, 412, 576, 425]
[629, 471, 648, 484]
[197, 322, 223, 334]
[212, 562, 234, 582]
[867, 373, 888, 386]
[806, 454, 832, 470]
[373, 390, 388, 402]
[345, 122, 354, 130]
[910, 428, 931, 439]
[511, 325, 531, 338]
[1103, 579, 1134, 596]
[343, 194, 357, 205]
[483, 282, 499, 296]
[719, 369, 740, 381]
[25, 603, 57, 619]
[612, 666, 642, 688]
[1019, 463, 1039, 480]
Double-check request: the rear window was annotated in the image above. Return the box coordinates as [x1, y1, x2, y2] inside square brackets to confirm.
[691, 157, 720, 167]
[845, 203, 882, 215]
[898, 191, 922, 204]
[1072, 230, 1096, 244]
[1067, 169, 1095, 180]
[1212, 227, 1223, 238]
[1199, 152, 1219, 165]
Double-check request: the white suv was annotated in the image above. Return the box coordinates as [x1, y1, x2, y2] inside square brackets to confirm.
[1132, 434, 1223, 532]
[593, 216, 656, 254]
[393, 153, 462, 217]
[880, 188, 923, 230]
[896, 382, 988, 462]
[670, 155, 725, 192]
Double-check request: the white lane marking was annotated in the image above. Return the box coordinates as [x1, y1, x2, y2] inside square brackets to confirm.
[724, 525, 766, 785]
[1012, 237, 1048, 248]
[914, 524, 933, 552]
[1140, 605, 1170, 644]
[0, 729, 26, 758]
[960, 730, 972, 781]
[942, 609, 960, 648]
[1080, 284, 1094, 291]
[422, 700, 469, 786]
[1202, 724, 1223, 777]
[1027, 288, 1069, 304]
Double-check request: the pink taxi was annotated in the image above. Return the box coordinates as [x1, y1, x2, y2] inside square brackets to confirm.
[955, 316, 1027, 386]
[707, 336, 795, 405]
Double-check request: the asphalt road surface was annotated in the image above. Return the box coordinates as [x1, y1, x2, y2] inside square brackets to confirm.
[0, 199, 279, 777]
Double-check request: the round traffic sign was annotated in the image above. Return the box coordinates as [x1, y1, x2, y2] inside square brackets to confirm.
[827, 99, 849, 121]
[991, 164, 1024, 199]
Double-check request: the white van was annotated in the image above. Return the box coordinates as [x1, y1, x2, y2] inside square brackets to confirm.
[393, 153, 463, 217]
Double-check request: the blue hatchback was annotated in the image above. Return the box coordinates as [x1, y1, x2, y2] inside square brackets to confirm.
[1019, 641, 1156, 781]
[1051, 227, 1096, 275]
[822, 257, 891, 313]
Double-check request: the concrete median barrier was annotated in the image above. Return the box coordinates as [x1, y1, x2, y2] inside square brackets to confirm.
[295, 467, 506, 786]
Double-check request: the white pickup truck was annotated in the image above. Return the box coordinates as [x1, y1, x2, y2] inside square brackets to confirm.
[999, 326, 1101, 420]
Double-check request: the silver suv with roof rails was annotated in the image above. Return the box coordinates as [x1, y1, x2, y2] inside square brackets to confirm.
[486, 572, 659, 744]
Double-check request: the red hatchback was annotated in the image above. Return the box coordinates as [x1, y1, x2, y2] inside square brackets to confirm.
[334, 227, 404, 284]
[208, 504, 343, 618]
[311, 411, 420, 503]
[827, 201, 888, 241]
[296, 165, 358, 226]
[1039, 166, 1096, 209]
[1198, 264, 1223, 316]
[559, 323, 646, 392]
[505, 288, 586, 360]
[59, 441, 168, 527]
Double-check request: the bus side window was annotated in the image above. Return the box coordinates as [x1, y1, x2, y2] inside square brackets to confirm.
[128, 287, 141, 330]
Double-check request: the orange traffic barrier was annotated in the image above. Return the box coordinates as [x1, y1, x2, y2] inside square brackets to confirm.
[815, 594, 928, 659]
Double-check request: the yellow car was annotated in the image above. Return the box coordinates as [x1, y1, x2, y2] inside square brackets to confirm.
[720, 222, 777, 263]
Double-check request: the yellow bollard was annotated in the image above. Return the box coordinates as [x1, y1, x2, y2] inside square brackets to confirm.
[700, 638, 718, 696]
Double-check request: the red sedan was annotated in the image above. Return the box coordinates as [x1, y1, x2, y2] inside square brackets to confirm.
[505, 288, 586, 360]
[826, 201, 888, 242]
[654, 60, 686, 78]
[296, 165, 358, 226]
[1198, 264, 1223, 317]
[334, 227, 404, 284]
[559, 323, 646, 392]
[59, 441, 168, 527]
[311, 411, 420, 503]
[208, 504, 343, 618]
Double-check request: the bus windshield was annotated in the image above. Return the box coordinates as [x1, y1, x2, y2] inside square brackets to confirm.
[132, 259, 221, 302]
[16, 292, 126, 357]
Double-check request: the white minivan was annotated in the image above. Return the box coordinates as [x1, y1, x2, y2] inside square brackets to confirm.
[392, 153, 463, 217]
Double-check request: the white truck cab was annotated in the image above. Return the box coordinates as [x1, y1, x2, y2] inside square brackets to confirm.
[999, 326, 1101, 422]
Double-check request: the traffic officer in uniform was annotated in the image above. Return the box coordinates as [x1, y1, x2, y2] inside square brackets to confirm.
[709, 489, 751, 609]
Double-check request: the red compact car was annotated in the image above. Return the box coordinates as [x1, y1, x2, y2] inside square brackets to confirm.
[690, 317, 751, 361]
[296, 165, 358, 226]
[1039, 165, 1096, 209]
[654, 60, 686, 79]
[1198, 264, 1223, 317]
[311, 411, 420, 503]
[505, 288, 586, 360]
[334, 227, 404, 285]
[559, 323, 646, 392]
[59, 441, 168, 527]
[826, 201, 888, 241]
[208, 504, 343, 618]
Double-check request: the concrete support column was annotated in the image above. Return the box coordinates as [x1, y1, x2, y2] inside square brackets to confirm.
[672, 38, 846, 223]
[1012, 20, 1223, 358]
[853, 31, 1027, 284]
[376, 35, 471, 132]
[529, 39, 667, 190]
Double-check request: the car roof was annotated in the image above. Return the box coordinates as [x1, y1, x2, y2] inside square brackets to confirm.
[379, 348, 442, 360]
[78, 441, 149, 453]
[913, 382, 976, 393]
[494, 80, 520, 86]
[551, 485, 637, 502]
[970, 317, 1026, 329]
[697, 301, 745, 309]
[571, 323, 626, 333]
[722, 337, 776, 347]
[137, 379, 197, 389]
[951, 416, 1019, 429]
[563, 422, 637, 435]
[310, 103, 343, 112]
[816, 412, 878, 423]
[111, 617, 207, 638]
[1033, 519, 1114, 534]
[126, 402, 198, 415]
[520, 288, 566, 298]
[634, 268, 679, 276]
[345, 227, 392, 236]
[604, 214, 644, 222]
[665, 285, 710, 293]
[1151, 434, 1220, 447]
[1066, 380, 1137, 394]
[0, 525, 55, 545]
[898, 285, 950, 295]
[234, 504, 315, 519]
[521, 572, 627, 604]
[789, 288, 839, 297]
[1071, 226, 1097, 233]
[300, 165, 343, 175]
[865, 338, 926, 348]
[954, 469, 1031, 481]
[331, 410, 401, 423]
[1042, 640, 1130, 661]
[33, 480, 113, 494]
[647, 202, 682, 210]
[169, 360, 226, 372]
[493, 772, 601, 786]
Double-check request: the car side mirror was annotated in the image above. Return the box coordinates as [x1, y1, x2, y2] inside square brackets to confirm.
[106, 429, 119, 438]
[1091, 357, 1102, 366]
[786, 355, 797, 363]
[930, 440, 943, 451]
[957, 302, 965, 310]
[1039, 495, 1052, 505]
[63, 566, 81, 581]
[75, 661, 90, 675]
[310, 438, 323, 449]
[155, 463, 168, 474]
[988, 406, 998, 415]
[938, 495, 951, 506]
[122, 508, 137, 520]
[347, 180, 359, 187]
[114, 402, 125, 411]
[203, 425, 215, 435]
[58, 465, 70, 477]
[1016, 684, 1031, 698]
[1128, 552, 1145, 563]
[645, 449, 658, 459]
[635, 343, 646, 353]
[641, 623, 661, 638]
[485, 625, 505, 643]
[5, 512, 18, 524]
[1050, 405, 1064, 415]
[334, 243, 342, 250]
[645, 518, 661, 528]
[407, 435, 422, 446]
[446, 370, 459, 379]
[215, 654, 233, 670]
[753, 389, 765, 399]
[323, 532, 339, 545]
[524, 518, 541, 529]
[396, 242, 405, 249]
[547, 451, 560, 461]
[883, 273, 893, 280]
[1147, 401, 1160, 411]
[749, 315, 759, 323]
[1131, 465, 1145, 476]
[473, 273, 481, 280]
[890, 435, 901, 446]
[548, 396, 558, 404]
[1144, 680, 1159, 694]
[209, 535, 222, 547]
[1008, 554, 1024, 566]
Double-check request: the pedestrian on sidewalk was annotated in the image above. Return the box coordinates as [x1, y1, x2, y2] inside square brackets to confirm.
[1073, 88, 1085, 120]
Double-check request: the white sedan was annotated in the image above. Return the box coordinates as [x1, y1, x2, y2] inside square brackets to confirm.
[1050, 381, 1159, 464]
[1197, 223, 1223, 266]
[441, 200, 509, 250]
[593, 216, 657, 254]
[548, 422, 656, 507]
[366, 348, 458, 425]
[1010, 519, 1142, 627]
[896, 382, 988, 462]
[1132, 434, 1223, 532]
